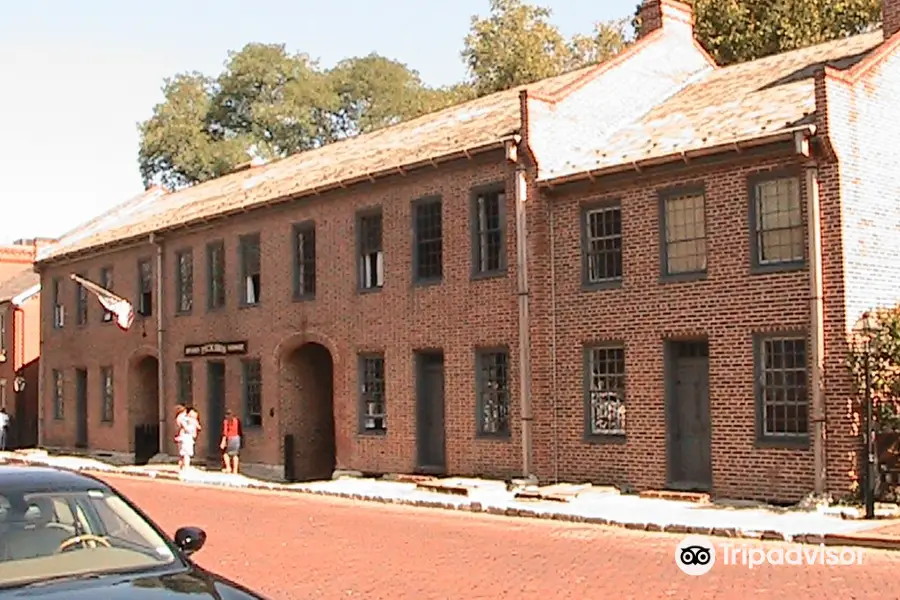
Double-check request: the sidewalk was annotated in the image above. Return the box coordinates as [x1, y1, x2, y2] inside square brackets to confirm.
[4, 449, 900, 550]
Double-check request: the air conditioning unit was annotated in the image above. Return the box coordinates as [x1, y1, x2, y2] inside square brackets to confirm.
[0, 351, 6, 363]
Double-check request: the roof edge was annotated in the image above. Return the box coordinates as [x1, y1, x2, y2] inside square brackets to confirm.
[36, 137, 519, 267]
[538, 124, 816, 188]
[827, 28, 900, 85]
[11, 283, 41, 307]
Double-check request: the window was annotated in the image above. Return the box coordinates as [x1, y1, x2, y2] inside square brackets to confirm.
[413, 197, 443, 283]
[662, 190, 707, 275]
[583, 204, 623, 285]
[585, 345, 626, 437]
[52, 278, 64, 328]
[100, 366, 114, 422]
[239, 234, 261, 306]
[472, 188, 506, 275]
[176, 362, 193, 407]
[0, 379, 6, 409]
[757, 336, 808, 440]
[175, 249, 194, 313]
[752, 176, 803, 266]
[99, 267, 113, 322]
[207, 240, 226, 310]
[357, 211, 384, 291]
[476, 349, 510, 436]
[137, 259, 153, 316]
[0, 311, 6, 355]
[53, 370, 64, 419]
[242, 359, 262, 427]
[75, 273, 88, 325]
[359, 355, 386, 433]
[292, 223, 316, 299]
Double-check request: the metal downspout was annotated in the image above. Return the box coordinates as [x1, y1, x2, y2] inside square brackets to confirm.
[151, 234, 166, 456]
[805, 165, 827, 495]
[512, 148, 534, 479]
[548, 196, 559, 483]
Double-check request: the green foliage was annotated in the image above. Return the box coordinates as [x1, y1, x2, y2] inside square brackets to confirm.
[461, 0, 632, 96]
[847, 307, 900, 431]
[632, 0, 881, 66]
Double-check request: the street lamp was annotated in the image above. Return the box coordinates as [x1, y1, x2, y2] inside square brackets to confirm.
[854, 311, 879, 520]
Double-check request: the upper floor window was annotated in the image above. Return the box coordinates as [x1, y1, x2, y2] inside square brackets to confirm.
[137, 259, 153, 316]
[75, 273, 88, 325]
[206, 240, 226, 310]
[51, 278, 64, 328]
[413, 197, 442, 283]
[175, 249, 194, 314]
[292, 223, 316, 300]
[662, 190, 707, 276]
[472, 188, 506, 276]
[239, 234, 261, 306]
[357, 210, 384, 291]
[752, 176, 803, 267]
[99, 266, 113, 323]
[582, 204, 623, 285]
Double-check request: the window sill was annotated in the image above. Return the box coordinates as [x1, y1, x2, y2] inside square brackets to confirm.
[471, 269, 507, 282]
[584, 433, 626, 445]
[750, 260, 805, 275]
[413, 276, 443, 288]
[357, 286, 383, 295]
[659, 271, 707, 284]
[358, 429, 387, 437]
[755, 436, 810, 450]
[581, 279, 623, 292]
[207, 305, 226, 313]
[100, 420, 114, 426]
[174, 310, 193, 318]
[293, 294, 316, 303]
[238, 302, 261, 310]
[475, 431, 511, 441]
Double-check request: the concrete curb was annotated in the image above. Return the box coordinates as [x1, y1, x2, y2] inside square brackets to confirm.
[7, 457, 900, 551]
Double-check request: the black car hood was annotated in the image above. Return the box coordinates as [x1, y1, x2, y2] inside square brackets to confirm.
[0, 564, 265, 599]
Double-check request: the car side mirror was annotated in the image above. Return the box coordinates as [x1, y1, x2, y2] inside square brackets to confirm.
[174, 526, 206, 556]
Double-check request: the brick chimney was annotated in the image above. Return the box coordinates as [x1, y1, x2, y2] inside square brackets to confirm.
[638, 0, 695, 40]
[885, 0, 900, 40]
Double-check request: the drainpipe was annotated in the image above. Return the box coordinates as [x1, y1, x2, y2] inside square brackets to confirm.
[804, 163, 826, 496]
[150, 233, 166, 455]
[548, 196, 559, 483]
[36, 283, 46, 447]
[508, 139, 534, 479]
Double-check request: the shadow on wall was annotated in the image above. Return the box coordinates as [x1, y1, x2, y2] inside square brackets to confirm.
[282, 342, 335, 482]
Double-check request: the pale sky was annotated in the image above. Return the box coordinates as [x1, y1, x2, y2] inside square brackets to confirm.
[0, 0, 635, 244]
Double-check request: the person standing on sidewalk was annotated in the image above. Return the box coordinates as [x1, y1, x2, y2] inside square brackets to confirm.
[219, 409, 243, 474]
[0, 407, 9, 451]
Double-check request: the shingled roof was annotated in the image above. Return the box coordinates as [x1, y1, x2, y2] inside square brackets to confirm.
[0, 268, 40, 304]
[541, 30, 884, 181]
[36, 66, 597, 264]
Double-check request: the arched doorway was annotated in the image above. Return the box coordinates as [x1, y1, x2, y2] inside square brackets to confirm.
[130, 355, 160, 464]
[283, 342, 335, 482]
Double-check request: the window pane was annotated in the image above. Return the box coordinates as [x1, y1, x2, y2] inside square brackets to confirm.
[586, 347, 626, 435]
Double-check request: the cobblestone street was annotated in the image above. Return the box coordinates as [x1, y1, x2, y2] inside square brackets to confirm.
[100, 474, 900, 599]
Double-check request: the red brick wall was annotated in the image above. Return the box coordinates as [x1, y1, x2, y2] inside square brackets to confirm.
[39, 153, 522, 478]
[885, 0, 900, 40]
[526, 150, 826, 502]
[0, 246, 34, 283]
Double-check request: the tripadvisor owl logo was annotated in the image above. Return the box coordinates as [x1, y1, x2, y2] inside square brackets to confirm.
[675, 536, 716, 576]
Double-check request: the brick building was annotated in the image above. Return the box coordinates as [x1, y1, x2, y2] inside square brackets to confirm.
[0, 239, 55, 448]
[34, 0, 900, 500]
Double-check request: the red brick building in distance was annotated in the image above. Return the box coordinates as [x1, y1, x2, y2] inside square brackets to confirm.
[0, 239, 54, 448]
[34, 0, 900, 501]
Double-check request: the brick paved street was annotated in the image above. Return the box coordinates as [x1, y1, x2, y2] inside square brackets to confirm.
[102, 474, 899, 600]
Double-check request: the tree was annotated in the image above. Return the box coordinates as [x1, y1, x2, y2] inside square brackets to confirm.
[632, 0, 881, 66]
[138, 73, 249, 190]
[138, 47, 468, 188]
[462, 0, 632, 97]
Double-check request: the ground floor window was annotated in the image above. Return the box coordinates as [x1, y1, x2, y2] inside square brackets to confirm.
[584, 345, 626, 437]
[476, 349, 510, 436]
[756, 335, 808, 440]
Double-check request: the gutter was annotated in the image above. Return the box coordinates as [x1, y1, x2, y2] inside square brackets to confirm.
[10, 283, 41, 307]
[36, 138, 517, 268]
[538, 125, 818, 189]
[150, 233, 167, 456]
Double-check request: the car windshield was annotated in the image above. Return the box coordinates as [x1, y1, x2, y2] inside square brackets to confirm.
[0, 487, 180, 588]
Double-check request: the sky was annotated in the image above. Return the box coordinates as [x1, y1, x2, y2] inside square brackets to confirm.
[0, 0, 635, 245]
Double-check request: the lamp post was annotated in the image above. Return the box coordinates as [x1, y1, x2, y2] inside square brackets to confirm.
[854, 312, 878, 520]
